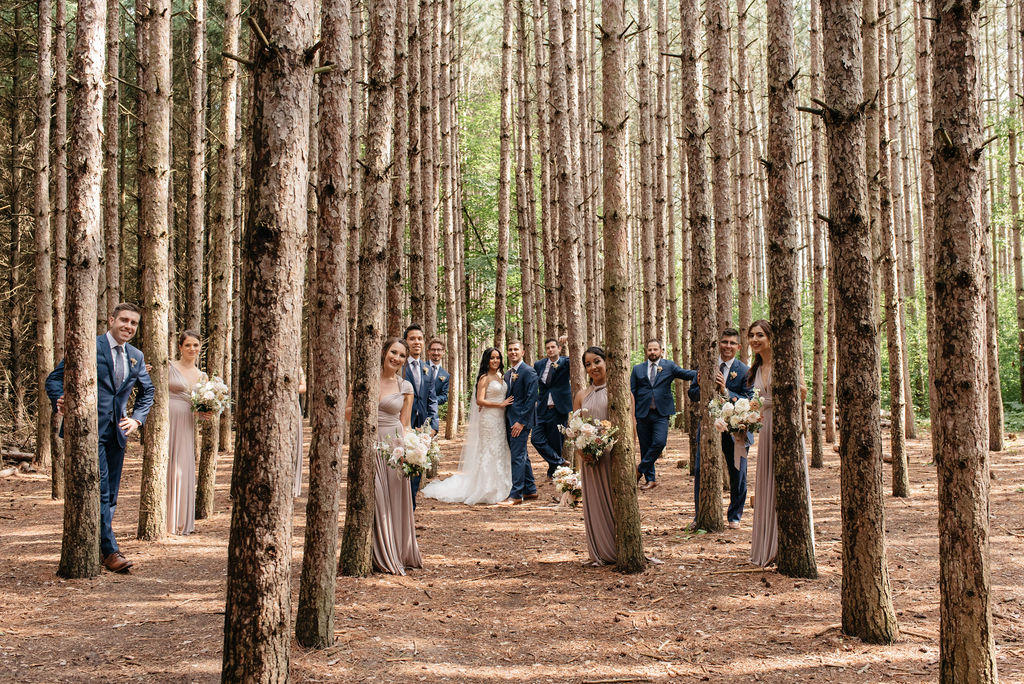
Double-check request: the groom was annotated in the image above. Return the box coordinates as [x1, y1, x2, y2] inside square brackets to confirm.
[404, 323, 438, 507]
[500, 340, 539, 505]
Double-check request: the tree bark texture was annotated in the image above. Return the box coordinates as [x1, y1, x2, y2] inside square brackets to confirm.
[135, 0, 172, 541]
[680, 0, 722, 532]
[185, 0, 207, 331]
[708, 0, 732, 332]
[339, 0, 396, 578]
[637, 0, 656, 340]
[809, 0, 826, 470]
[736, 0, 753, 359]
[296, 0, 351, 648]
[35, 0, 55, 472]
[58, 0, 106, 580]
[197, 0, 240, 520]
[601, 0, 646, 574]
[931, 0, 997, 679]
[51, 0, 70, 496]
[494, 0, 513, 348]
[102, 0, 120, 318]
[220, 0, 314, 676]
[765, 0, 817, 579]
[387, 0, 409, 337]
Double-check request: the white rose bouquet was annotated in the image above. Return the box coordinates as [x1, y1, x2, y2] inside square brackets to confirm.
[558, 409, 619, 466]
[190, 376, 231, 414]
[384, 426, 440, 478]
[708, 389, 763, 436]
[552, 465, 582, 507]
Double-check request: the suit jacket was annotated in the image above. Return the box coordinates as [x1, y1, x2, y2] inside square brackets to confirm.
[630, 359, 696, 419]
[534, 356, 572, 414]
[429, 363, 450, 406]
[404, 358, 439, 431]
[688, 358, 755, 447]
[45, 334, 156, 449]
[504, 361, 538, 429]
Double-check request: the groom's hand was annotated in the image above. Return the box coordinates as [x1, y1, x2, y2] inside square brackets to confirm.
[511, 421, 524, 438]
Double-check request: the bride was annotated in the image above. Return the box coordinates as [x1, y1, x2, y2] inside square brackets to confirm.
[421, 348, 514, 505]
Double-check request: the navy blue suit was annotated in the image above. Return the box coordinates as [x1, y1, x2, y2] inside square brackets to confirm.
[45, 334, 155, 557]
[630, 359, 696, 482]
[505, 361, 538, 499]
[531, 356, 571, 476]
[404, 357, 438, 505]
[429, 363, 449, 408]
[688, 359, 754, 523]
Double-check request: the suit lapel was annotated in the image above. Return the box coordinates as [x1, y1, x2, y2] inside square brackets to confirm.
[98, 335, 118, 390]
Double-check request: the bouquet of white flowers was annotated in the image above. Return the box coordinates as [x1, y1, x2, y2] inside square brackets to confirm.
[552, 465, 582, 507]
[190, 376, 231, 414]
[558, 409, 619, 465]
[708, 389, 763, 436]
[384, 426, 440, 478]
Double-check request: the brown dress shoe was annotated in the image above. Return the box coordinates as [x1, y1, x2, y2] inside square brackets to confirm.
[639, 480, 658, 491]
[496, 497, 523, 506]
[103, 552, 133, 573]
[523, 493, 539, 500]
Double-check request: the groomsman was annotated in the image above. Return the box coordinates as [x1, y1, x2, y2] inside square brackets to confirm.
[500, 340, 539, 504]
[46, 303, 155, 572]
[630, 339, 696, 490]
[426, 338, 450, 411]
[404, 324, 438, 506]
[532, 335, 571, 479]
[687, 328, 754, 528]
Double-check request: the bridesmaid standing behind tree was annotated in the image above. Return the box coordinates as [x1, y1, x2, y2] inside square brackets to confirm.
[166, 331, 208, 535]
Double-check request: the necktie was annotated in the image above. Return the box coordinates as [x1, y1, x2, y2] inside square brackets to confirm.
[720, 361, 728, 376]
[648, 362, 656, 385]
[542, 360, 552, 384]
[431, 364, 438, 382]
[113, 345, 125, 387]
[411, 360, 420, 390]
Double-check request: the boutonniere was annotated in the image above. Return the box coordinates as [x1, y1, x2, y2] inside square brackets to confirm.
[130, 358, 138, 367]
[552, 361, 559, 369]
[511, 372, 519, 382]
[422, 366, 428, 375]
[655, 365, 663, 374]
[729, 371, 737, 380]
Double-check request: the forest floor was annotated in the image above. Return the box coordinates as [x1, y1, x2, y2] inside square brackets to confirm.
[2, 425, 1023, 683]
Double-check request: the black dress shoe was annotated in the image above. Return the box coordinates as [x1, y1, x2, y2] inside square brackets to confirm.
[103, 552, 133, 573]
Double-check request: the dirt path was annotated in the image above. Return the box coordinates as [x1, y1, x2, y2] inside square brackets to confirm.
[2, 428, 1022, 682]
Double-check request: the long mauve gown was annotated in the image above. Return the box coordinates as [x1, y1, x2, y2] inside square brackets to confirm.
[749, 365, 814, 566]
[581, 385, 616, 565]
[372, 379, 423, 575]
[166, 364, 204, 535]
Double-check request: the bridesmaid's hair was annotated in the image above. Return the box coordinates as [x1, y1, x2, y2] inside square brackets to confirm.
[582, 346, 606, 385]
[380, 337, 410, 369]
[746, 319, 774, 387]
[177, 329, 201, 347]
[476, 347, 504, 385]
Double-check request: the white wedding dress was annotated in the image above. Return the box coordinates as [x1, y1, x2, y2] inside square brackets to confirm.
[421, 377, 512, 505]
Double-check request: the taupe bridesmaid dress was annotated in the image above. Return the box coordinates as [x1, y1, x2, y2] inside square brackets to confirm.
[581, 385, 616, 565]
[166, 364, 204, 535]
[372, 379, 423, 575]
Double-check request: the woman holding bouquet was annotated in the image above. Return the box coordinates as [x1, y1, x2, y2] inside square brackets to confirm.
[166, 330, 207, 535]
[573, 346, 622, 566]
[348, 337, 422, 575]
[747, 319, 812, 566]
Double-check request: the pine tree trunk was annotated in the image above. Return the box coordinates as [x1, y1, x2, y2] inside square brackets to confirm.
[982, 177, 1003, 452]
[654, 0, 668, 343]
[387, 0, 409, 337]
[295, 0, 351, 648]
[185, 0, 206, 331]
[57, 0, 106, 580]
[931, 2, 997, 679]
[339, 0, 396, 578]
[348, 5, 365, 354]
[736, 1, 753, 360]
[680, 0, 721, 532]
[421, 0, 439, 338]
[914, 0, 937, 418]
[495, 0, 513, 348]
[637, 0, 655, 340]
[766, 0, 817, 579]
[708, 0, 732, 331]
[809, 0, 826, 469]
[515, 0, 536, 357]
[35, 0, 55, 471]
[863, 0, 881, 298]
[821, 0, 899, 643]
[103, 0, 120, 317]
[7, 7, 25, 433]
[440, 0, 460, 436]
[1008, 0, 1024, 405]
[52, 0, 69, 498]
[220, 0, 314, 676]
[196, 0, 239, 519]
[134, 0, 172, 542]
[408, 0, 424, 323]
[601, 0, 645, 574]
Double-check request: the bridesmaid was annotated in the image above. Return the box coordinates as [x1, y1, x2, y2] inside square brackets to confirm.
[166, 330, 208, 535]
[573, 346, 630, 566]
[747, 319, 812, 567]
[347, 337, 423, 574]
[293, 366, 307, 497]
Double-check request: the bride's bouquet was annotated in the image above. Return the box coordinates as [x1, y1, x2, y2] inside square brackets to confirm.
[708, 390, 763, 436]
[190, 376, 231, 414]
[383, 426, 441, 478]
[558, 409, 619, 466]
[552, 466, 582, 507]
